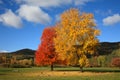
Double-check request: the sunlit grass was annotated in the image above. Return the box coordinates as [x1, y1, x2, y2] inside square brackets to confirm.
[0, 67, 120, 80]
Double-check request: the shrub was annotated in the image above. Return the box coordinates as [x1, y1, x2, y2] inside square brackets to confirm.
[10, 64, 31, 68]
[1, 63, 10, 68]
[111, 57, 120, 68]
[18, 59, 32, 66]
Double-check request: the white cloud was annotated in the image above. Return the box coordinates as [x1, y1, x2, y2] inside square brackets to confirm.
[74, 0, 93, 5]
[0, 0, 3, 4]
[103, 14, 120, 26]
[17, 5, 51, 24]
[0, 17, 2, 22]
[0, 10, 22, 28]
[14, 0, 94, 26]
[16, 0, 93, 7]
[16, 0, 72, 7]
[95, 9, 112, 16]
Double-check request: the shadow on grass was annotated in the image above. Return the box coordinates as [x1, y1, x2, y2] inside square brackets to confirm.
[0, 73, 7, 75]
[84, 69, 120, 72]
[0, 69, 12, 73]
[55, 68, 120, 73]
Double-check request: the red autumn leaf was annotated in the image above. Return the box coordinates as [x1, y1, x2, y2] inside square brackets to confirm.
[35, 27, 57, 66]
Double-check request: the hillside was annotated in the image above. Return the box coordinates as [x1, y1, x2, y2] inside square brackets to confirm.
[0, 48, 36, 61]
[0, 42, 120, 56]
[0, 42, 119, 67]
[11, 48, 36, 55]
[0, 48, 35, 55]
[98, 42, 120, 55]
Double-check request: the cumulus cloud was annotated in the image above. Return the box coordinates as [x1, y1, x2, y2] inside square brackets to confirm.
[74, 0, 93, 5]
[103, 14, 120, 26]
[17, 5, 51, 24]
[15, 0, 93, 24]
[16, 0, 93, 7]
[5, 0, 93, 27]
[0, 10, 22, 28]
[16, 0, 72, 7]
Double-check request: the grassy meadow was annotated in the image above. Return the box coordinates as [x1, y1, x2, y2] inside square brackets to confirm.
[0, 67, 120, 80]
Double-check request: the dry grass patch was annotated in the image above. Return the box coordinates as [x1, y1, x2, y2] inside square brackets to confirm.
[24, 71, 112, 77]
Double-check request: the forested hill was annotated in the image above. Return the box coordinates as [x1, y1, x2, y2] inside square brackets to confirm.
[0, 49, 36, 60]
[0, 49, 35, 55]
[11, 48, 36, 55]
[0, 42, 120, 56]
[98, 42, 120, 55]
[0, 42, 119, 68]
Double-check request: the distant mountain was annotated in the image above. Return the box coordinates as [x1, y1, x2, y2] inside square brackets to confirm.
[98, 42, 120, 55]
[11, 48, 36, 55]
[0, 48, 36, 60]
[9, 42, 120, 55]
[0, 42, 120, 56]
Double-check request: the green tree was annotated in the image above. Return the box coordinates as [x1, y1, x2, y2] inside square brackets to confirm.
[97, 56, 105, 67]
[112, 49, 120, 57]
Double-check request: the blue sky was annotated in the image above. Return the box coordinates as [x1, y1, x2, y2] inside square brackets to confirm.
[0, 0, 120, 52]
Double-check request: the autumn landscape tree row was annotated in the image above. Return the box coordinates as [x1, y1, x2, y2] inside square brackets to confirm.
[35, 8, 100, 72]
[0, 9, 119, 69]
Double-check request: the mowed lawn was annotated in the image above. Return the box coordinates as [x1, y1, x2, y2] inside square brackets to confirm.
[0, 67, 120, 80]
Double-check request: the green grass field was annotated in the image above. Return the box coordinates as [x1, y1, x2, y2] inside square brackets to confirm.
[0, 67, 120, 80]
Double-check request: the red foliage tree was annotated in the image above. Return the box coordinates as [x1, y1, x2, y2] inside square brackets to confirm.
[111, 57, 120, 68]
[35, 27, 57, 71]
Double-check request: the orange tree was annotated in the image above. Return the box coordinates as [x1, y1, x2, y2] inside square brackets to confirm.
[54, 8, 100, 72]
[35, 27, 57, 71]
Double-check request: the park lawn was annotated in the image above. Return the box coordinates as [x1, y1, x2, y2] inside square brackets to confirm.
[0, 67, 120, 80]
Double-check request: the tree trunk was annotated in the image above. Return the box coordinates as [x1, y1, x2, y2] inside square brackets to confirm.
[51, 64, 54, 71]
[80, 67, 83, 72]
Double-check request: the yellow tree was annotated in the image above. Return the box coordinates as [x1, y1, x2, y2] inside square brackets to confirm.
[54, 8, 100, 72]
